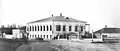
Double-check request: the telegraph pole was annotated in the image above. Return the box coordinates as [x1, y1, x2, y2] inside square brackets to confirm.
[92, 30, 94, 42]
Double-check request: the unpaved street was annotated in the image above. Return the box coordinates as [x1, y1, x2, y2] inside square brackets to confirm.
[15, 40, 120, 51]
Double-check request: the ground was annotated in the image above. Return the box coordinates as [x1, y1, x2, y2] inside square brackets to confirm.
[0, 39, 22, 51]
[0, 39, 120, 51]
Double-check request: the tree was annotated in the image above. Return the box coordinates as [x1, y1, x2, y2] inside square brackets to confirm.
[1, 25, 4, 28]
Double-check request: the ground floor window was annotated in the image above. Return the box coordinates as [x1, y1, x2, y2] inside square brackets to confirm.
[43, 35, 45, 38]
[41, 35, 42, 38]
[32, 35, 34, 38]
[56, 25, 61, 31]
[47, 35, 48, 38]
[29, 34, 53, 39]
[50, 35, 52, 38]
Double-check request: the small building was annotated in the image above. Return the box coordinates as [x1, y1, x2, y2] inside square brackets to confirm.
[26, 14, 89, 40]
[94, 27, 120, 41]
[12, 29, 25, 39]
[0, 28, 13, 39]
[12, 26, 26, 39]
[4, 34, 13, 39]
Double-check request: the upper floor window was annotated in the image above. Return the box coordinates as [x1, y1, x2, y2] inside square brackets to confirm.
[63, 25, 66, 31]
[26, 26, 29, 31]
[69, 26, 72, 31]
[56, 25, 61, 31]
[38, 26, 39, 31]
[43, 25, 45, 31]
[30, 26, 31, 31]
[75, 26, 78, 32]
[40, 26, 42, 31]
[81, 26, 84, 31]
[47, 25, 49, 31]
[50, 25, 52, 31]
[32, 26, 34, 31]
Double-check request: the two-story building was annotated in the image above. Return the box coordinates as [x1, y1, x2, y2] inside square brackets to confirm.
[26, 14, 88, 40]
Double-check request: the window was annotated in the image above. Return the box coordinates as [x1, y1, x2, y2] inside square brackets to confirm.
[47, 25, 49, 31]
[30, 26, 31, 31]
[32, 26, 34, 31]
[47, 35, 48, 38]
[41, 26, 42, 31]
[37, 35, 39, 38]
[63, 25, 66, 31]
[41, 35, 42, 38]
[35, 35, 36, 37]
[50, 35, 52, 38]
[56, 25, 61, 31]
[38, 26, 39, 31]
[32, 35, 34, 38]
[69, 26, 72, 31]
[43, 35, 45, 38]
[27, 26, 29, 31]
[75, 26, 78, 31]
[81, 26, 83, 31]
[50, 25, 52, 31]
[29, 35, 31, 38]
[35, 26, 37, 31]
[43, 25, 45, 31]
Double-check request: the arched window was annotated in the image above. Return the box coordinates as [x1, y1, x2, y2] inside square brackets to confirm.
[30, 26, 31, 31]
[43, 35, 45, 38]
[32, 35, 34, 38]
[26, 26, 29, 31]
[37, 26, 40, 31]
[41, 26, 42, 31]
[43, 25, 45, 31]
[32, 26, 34, 31]
[41, 35, 42, 38]
[35, 35, 36, 38]
[50, 35, 52, 38]
[69, 26, 72, 31]
[50, 25, 52, 31]
[47, 35, 48, 38]
[47, 25, 49, 31]
[35, 26, 37, 31]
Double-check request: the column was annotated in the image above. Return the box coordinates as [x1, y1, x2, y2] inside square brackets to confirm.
[31, 26, 33, 31]
[34, 25, 35, 31]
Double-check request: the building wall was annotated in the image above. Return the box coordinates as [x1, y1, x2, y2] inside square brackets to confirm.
[26, 21, 53, 40]
[103, 33, 120, 39]
[26, 21, 86, 40]
[95, 33, 120, 39]
[94, 33, 102, 39]
[53, 21, 86, 36]
[12, 29, 24, 39]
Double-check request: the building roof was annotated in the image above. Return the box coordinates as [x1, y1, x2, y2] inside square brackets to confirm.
[27, 16, 87, 24]
[94, 28, 120, 33]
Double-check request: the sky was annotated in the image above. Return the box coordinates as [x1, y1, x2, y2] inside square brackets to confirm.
[1, 0, 120, 31]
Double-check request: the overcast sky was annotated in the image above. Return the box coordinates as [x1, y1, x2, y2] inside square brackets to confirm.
[1, 0, 120, 31]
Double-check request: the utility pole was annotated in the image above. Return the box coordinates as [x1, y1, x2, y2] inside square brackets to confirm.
[92, 30, 94, 42]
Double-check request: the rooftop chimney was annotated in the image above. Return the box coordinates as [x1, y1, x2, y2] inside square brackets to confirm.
[105, 25, 107, 28]
[60, 13, 62, 16]
[66, 17, 69, 19]
[52, 14, 53, 17]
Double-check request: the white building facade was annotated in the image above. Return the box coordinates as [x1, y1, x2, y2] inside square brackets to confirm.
[12, 29, 25, 39]
[26, 14, 87, 40]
